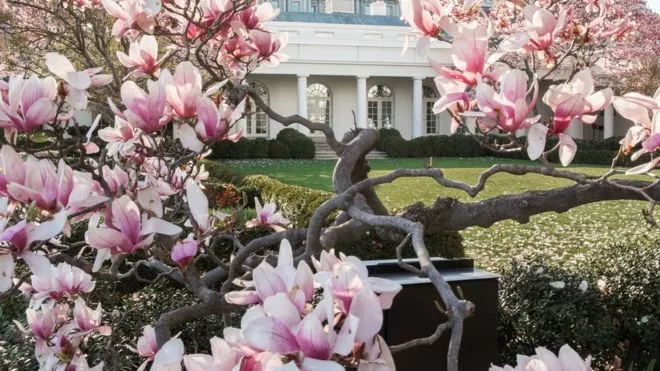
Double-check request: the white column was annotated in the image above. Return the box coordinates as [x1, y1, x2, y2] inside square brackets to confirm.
[296, 74, 309, 135]
[412, 77, 423, 138]
[356, 76, 368, 129]
[604, 104, 614, 139]
[567, 118, 583, 139]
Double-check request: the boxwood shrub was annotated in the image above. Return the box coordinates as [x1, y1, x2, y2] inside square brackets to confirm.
[268, 139, 290, 159]
[241, 175, 333, 228]
[276, 129, 315, 159]
[377, 128, 402, 151]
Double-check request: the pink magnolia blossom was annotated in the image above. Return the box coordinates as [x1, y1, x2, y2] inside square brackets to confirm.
[117, 35, 161, 77]
[101, 0, 158, 39]
[613, 88, 660, 149]
[171, 237, 198, 269]
[246, 197, 290, 232]
[25, 307, 57, 340]
[0, 210, 67, 293]
[536, 68, 614, 166]
[85, 195, 181, 271]
[151, 337, 184, 371]
[312, 249, 402, 312]
[199, 0, 233, 28]
[98, 115, 141, 157]
[521, 5, 567, 55]
[432, 77, 471, 133]
[233, 3, 280, 34]
[133, 325, 159, 360]
[183, 337, 239, 371]
[241, 299, 349, 370]
[249, 30, 289, 66]
[429, 22, 503, 87]
[0, 146, 105, 213]
[45, 53, 112, 110]
[120, 80, 171, 133]
[71, 298, 112, 336]
[101, 164, 130, 196]
[475, 69, 539, 134]
[30, 262, 96, 301]
[543, 69, 614, 132]
[161, 62, 203, 119]
[185, 180, 227, 234]
[195, 97, 244, 142]
[490, 344, 592, 371]
[0, 75, 58, 133]
[400, 0, 453, 55]
[614, 89, 660, 174]
[225, 239, 314, 312]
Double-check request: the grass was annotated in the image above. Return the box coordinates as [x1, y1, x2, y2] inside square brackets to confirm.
[222, 158, 657, 271]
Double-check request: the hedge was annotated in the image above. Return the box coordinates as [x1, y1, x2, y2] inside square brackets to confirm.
[208, 130, 314, 160]
[498, 239, 660, 369]
[241, 175, 333, 228]
[379, 131, 647, 167]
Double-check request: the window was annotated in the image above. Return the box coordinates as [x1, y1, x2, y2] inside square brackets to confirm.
[307, 83, 332, 127]
[359, 0, 400, 16]
[367, 84, 394, 129]
[423, 86, 439, 135]
[245, 82, 269, 137]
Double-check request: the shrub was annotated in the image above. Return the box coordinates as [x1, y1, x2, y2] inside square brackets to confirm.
[247, 138, 270, 158]
[0, 292, 36, 370]
[583, 240, 660, 368]
[497, 257, 619, 368]
[335, 229, 464, 260]
[201, 160, 245, 184]
[275, 129, 315, 159]
[377, 128, 402, 151]
[275, 128, 305, 142]
[408, 136, 435, 157]
[241, 175, 334, 227]
[268, 139, 291, 159]
[287, 136, 315, 159]
[382, 136, 409, 157]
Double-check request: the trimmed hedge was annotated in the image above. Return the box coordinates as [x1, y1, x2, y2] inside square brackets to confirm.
[381, 134, 648, 167]
[241, 175, 333, 228]
[208, 130, 315, 160]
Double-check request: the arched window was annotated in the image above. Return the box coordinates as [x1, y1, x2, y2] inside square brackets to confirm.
[307, 83, 332, 127]
[423, 86, 439, 135]
[245, 81, 269, 137]
[367, 84, 394, 129]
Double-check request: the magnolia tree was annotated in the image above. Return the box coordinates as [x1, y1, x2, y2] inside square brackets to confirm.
[0, 0, 658, 370]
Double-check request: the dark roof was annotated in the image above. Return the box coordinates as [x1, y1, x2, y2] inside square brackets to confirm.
[274, 12, 407, 26]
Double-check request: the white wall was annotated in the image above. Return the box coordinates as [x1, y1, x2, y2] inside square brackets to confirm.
[245, 75, 458, 140]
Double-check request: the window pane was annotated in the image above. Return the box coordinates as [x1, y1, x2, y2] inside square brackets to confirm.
[425, 101, 436, 134]
[381, 101, 392, 128]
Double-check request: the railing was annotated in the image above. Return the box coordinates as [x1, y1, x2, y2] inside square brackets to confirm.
[261, 0, 401, 17]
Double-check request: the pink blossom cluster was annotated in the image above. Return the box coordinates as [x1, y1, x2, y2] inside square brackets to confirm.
[102, 0, 288, 80]
[401, 1, 658, 170]
[136, 239, 401, 370]
[490, 344, 593, 371]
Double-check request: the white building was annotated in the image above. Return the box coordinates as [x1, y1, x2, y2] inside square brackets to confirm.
[237, 2, 632, 143]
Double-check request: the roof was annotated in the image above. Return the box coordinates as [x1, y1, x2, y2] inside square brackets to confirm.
[274, 12, 407, 26]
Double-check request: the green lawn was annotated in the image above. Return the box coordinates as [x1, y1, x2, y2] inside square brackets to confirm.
[222, 158, 657, 271]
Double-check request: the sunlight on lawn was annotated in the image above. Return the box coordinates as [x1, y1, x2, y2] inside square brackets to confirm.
[228, 158, 657, 271]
